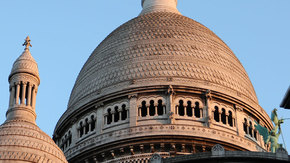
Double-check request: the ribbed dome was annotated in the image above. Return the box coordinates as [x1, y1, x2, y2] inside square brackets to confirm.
[9, 49, 40, 82]
[67, 11, 258, 111]
[0, 120, 67, 162]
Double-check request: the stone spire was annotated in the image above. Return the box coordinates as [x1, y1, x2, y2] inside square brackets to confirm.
[140, 0, 181, 15]
[6, 36, 40, 123]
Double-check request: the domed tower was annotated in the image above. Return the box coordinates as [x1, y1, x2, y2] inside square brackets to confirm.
[54, 0, 273, 162]
[0, 37, 67, 162]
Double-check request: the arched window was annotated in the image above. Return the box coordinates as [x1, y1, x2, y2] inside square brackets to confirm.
[85, 118, 89, 134]
[194, 102, 201, 118]
[249, 121, 253, 137]
[91, 115, 96, 131]
[157, 100, 164, 115]
[121, 104, 127, 120]
[79, 122, 84, 137]
[228, 111, 233, 127]
[107, 109, 112, 124]
[149, 100, 155, 116]
[178, 100, 185, 116]
[214, 106, 219, 122]
[114, 106, 119, 122]
[186, 101, 193, 117]
[254, 130, 257, 140]
[221, 108, 226, 124]
[243, 118, 248, 134]
[141, 101, 147, 117]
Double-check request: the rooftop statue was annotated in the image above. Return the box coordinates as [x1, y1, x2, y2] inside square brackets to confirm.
[255, 108, 284, 153]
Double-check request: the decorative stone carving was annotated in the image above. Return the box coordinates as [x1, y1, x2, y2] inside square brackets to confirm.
[211, 144, 225, 156]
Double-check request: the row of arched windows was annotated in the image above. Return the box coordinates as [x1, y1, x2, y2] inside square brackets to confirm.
[60, 131, 72, 151]
[104, 104, 128, 125]
[77, 115, 96, 138]
[176, 100, 202, 118]
[213, 106, 235, 127]
[243, 118, 257, 140]
[138, 100, 166, 117]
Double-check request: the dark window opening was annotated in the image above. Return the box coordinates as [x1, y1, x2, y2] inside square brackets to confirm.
[114, 106, 119, 122]
[19, 82, 23, 104]
[228, 111, 233, 127]
[194, 102, 201, 118]
[85, 119, 89, 134]
[107, 109, 112, 124]
[178, 100, 185, 116]
[249, 122, 253, 137]
[141, 101, 147, 117]
[243, 119, 248, 134]
[221, 108, 226, 124]
[121, 104, 127, 120]
[91, 115, 95, 131]
[149, 100, 155, 116]
[186, 101, 193, 117]
[157, 100, 164, 115]
[214, 106, 219, 122]
[79, 122, 84, 137]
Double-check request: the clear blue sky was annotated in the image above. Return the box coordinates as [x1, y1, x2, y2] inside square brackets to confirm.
[0, 0, 289, 150]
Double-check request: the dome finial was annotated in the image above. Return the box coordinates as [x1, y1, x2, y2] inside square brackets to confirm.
[22, 36, 32, 50]
[140, 0, 180, 15]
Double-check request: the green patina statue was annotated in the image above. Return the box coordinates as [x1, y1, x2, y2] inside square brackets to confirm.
[254, 108, 284, 153]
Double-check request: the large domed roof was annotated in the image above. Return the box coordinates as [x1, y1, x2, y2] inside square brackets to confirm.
[67, 11, 258, 111]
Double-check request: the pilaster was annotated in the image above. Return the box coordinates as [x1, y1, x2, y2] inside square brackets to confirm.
[129, 94, 138, 127]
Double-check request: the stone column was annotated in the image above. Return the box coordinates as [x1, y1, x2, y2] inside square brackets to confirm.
[118, 108, 122, 121]
[83, 121, 86, 135]
[15, 83, 20, 105]
[70, 120, 78, 146]
[104, 114, 108, 125]
[31, 86, 37, 109]
[166, 85, 175, 124]
[235, 105, 243, 136]
[129, 94, 137, 127]
[21, 82, 27, 105]
[218, 111, 222, 124]
[9, 85, 15, 107]
[203, 90, 212, 127]
[146, 104, 150, 117]
[184, 103, 188, 116]
[88, 119, 92, 132]
[111, 110, 115, 124]
[96, 103, 104, 134]
[27, 84, 32, 106]
[154, 104, 158, 116]
[225, 113, 229, 125]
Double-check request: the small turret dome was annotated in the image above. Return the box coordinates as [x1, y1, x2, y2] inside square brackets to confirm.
[9, 36, 40, 83]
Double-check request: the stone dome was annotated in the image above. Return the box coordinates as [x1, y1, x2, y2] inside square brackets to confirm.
[0, 120, 67, 162]
[53, 1, 273, 162]
[9, 48, 40, 82]
[67, 11, 258, 112]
